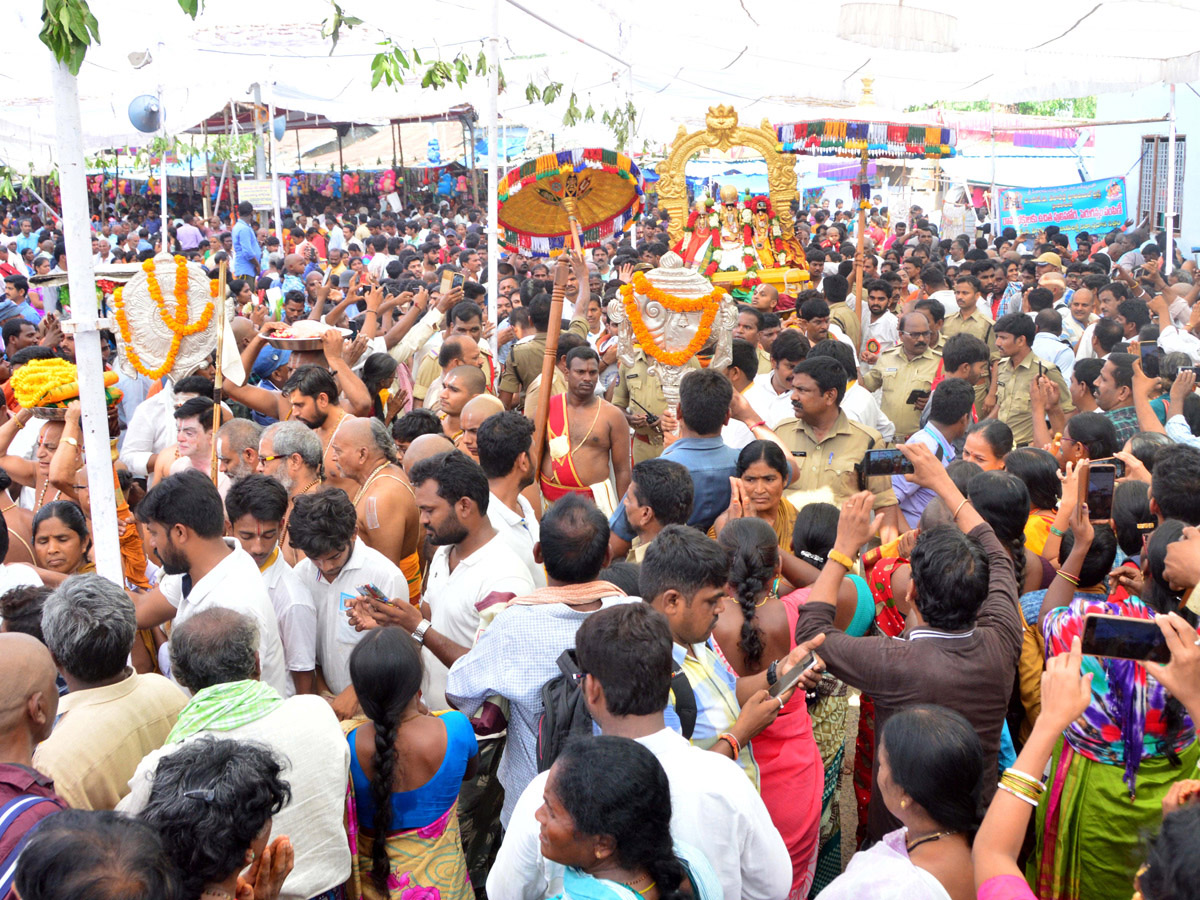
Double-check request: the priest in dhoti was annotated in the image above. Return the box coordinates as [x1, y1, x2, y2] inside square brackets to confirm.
[539, 345, 631, 517]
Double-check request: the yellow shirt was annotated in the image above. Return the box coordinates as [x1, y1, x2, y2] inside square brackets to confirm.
[859, 346, 942, 440]
[32, 669, 186, 810]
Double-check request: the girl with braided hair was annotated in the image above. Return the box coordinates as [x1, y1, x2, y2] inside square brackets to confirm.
[711, 517, 823, 899]
[345, 626, 478, 899]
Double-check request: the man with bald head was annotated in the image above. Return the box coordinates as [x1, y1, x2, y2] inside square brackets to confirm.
[457, 393, 504, 461]
[329, 417, 422, 602]
[0, 632, 67, 862]
[439, 364, 487, 441]
[401, 433, 455, 479]
[1064, 286, 1097, 347]
[750, 283, 779, 313]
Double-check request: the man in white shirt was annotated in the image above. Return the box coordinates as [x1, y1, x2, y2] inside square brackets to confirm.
[288, 488, 404, 717]
[130, 470, 291, 697]
[487, 602, 793, 900]
[1075, 282, 1128, 360]
[1031, 310, 1077, 382]
[862, 278, 900, 367]
[118, 608, 351, 900]
[119, 374, 211, 482]
[721, 338, 777, 448]
[225, 474, 318, 695]
[754, 329, 809, 427]
[348, 450, 534, 710]
[478, 411, 545, 587]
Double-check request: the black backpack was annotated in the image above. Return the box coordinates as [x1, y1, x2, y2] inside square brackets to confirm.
[536, 648, 697, 772]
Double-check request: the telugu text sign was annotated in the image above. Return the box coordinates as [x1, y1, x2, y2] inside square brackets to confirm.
[997, 178, 1126, 240]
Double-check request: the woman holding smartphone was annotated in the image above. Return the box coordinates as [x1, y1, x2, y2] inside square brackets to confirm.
[1028, 503, 1197, 900]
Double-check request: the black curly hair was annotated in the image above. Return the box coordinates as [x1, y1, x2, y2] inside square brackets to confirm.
[140, 737, 290, 900]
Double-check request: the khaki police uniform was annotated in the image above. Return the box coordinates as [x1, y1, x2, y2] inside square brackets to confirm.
[942, 307, 997, 409]
[829, 302, 862, 353]
[775, 411, 899, 510]
[859, 346, 942, 442]
[613, 352, 698, 464]
[499, 319, 588, 396]
[994, 352, 1074, 447]
[942, 307, 995, 347]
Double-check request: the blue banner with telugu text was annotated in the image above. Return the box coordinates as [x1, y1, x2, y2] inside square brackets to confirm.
[997, 177, 1127, 241]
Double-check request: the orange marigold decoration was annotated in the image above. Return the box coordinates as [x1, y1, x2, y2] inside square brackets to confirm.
[618, 271, 724, 367]
[114, 256, 215, 380]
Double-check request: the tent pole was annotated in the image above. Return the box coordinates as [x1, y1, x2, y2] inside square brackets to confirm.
[989, 103, 997, 237]
[1165, 84, 1177, 276]
[267, 82, 284, 245]
[158, 83, 168, 247]
[486, 0, 500, 359]
[51, 61, 121, 586]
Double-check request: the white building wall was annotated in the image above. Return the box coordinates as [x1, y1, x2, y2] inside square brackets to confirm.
[1094, 84, 1200, 260]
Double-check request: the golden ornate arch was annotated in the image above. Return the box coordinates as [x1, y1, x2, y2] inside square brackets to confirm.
[659, 105, 797, 246]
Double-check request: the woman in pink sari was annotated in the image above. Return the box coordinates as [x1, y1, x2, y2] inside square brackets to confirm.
[711, 518, 823, 899]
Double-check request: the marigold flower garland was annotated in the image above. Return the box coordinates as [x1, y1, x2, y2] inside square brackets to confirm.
[113, 256, 215, 380]
[619, 272, 724, 367]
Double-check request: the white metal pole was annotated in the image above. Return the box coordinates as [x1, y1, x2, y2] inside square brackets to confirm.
[1165, 84, 1177, 277]
[266, 82, 284, 245]
[989, 103, 998, 237]
[51, 61, 122, 585]
[159, 86, 169, 250]
[486, 0, 500, 358]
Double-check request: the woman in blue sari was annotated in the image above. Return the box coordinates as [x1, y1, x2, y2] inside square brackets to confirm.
[537, 737, 722, 900]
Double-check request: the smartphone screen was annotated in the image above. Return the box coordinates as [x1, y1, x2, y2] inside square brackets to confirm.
[1081, 613, 1169, 663]
[1141, 342, 1162, 378]
[768, 651, 819, 699]
[905, 388, 931, 406]
[862, 449, 915, 478]
[1086, 464, 1116, 520]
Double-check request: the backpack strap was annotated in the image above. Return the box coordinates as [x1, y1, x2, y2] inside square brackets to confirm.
[669, 662, 697, 741]
[0, 795, 58, 895]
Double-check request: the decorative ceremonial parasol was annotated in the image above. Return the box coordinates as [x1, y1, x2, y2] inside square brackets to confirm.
[498, 148, 643, 480]
[497, 148, 645, 258]
[775, 100, 958, 347]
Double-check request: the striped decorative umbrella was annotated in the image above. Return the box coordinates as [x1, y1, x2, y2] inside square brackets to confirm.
[498, 148, 644, 258]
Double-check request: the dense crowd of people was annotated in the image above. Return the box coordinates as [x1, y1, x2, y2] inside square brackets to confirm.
[3, 187, 1200, 900]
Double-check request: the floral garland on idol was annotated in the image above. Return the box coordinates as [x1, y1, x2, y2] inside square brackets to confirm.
[113, 256, 216, 381]
[619, 272, 724, 367]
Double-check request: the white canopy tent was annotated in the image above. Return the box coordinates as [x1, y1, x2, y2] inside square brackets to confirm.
[4, 0, 1200, 171]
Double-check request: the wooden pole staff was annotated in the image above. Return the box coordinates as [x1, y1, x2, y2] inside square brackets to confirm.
[530, 190, 584, 491]
[855, 147, 869, 352]
[210, 260, 227, 486]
